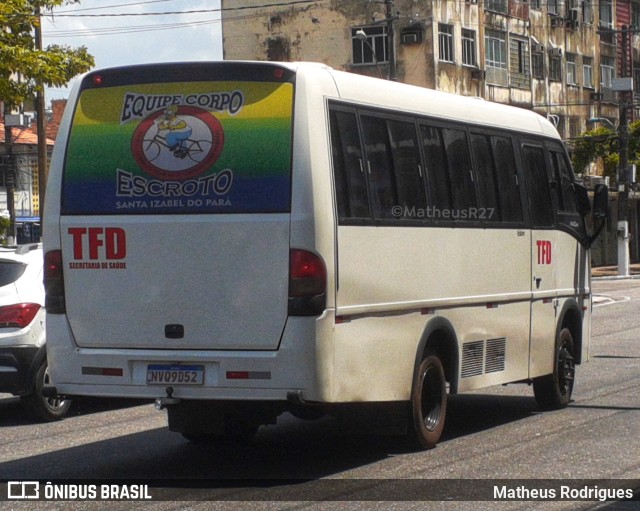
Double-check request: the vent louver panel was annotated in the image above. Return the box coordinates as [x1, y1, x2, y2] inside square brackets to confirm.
[485, 337, 506, 373]
[461, 340, 484, 378]
[461, 338, 507, 378]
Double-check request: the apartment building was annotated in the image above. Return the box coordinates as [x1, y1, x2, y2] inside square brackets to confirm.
[221, 0, 638, 143]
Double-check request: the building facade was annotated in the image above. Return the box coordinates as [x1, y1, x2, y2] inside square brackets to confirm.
[221, 0, 640, 265]
[221, 0, 640, 148]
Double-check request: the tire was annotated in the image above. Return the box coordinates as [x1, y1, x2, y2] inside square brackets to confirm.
[533, 327, 575, 410]
[408, 354, 447, 449]
[21, 359, 71, 422]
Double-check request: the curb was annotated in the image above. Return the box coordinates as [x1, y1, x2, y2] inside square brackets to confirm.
[592, 274, 640, 281]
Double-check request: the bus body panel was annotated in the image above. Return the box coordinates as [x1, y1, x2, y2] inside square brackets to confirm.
[60, 214, 290, 350]
[529, 229, 590, 378]
[45, 312, 329, 401]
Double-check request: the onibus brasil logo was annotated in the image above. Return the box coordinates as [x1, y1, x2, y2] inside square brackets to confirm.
[123, 91, 242, 181]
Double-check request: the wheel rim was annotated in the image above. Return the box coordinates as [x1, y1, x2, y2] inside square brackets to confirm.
[43, 366, 67, 411]
[421, 366, 443, 431]
[558, 342, 575, 398]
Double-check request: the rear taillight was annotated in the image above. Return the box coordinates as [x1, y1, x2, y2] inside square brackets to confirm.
[44, 250, 66, 314]
[0, 303, 41, 328]
[288, 249, 326, 316]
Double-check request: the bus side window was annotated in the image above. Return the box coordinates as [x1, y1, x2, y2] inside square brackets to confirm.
[420, 125, 453, 212]
[442, 128, 477, 213]
[548, 146, 586, 240]
[522, 144, 554, 227]
[330, 109, 370, 221]
[549, 149, 578, 214]
[361, 115, 398, 219]
[492, 136, 523, 223]
[387, 119, 427, 213]
[470, 133, 501, 221]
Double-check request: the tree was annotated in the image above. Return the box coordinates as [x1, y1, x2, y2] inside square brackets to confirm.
[0, 0, 94, 109]
[571, 120, 640, 185]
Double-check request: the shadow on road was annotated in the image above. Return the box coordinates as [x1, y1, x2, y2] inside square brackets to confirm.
[0, 393, 540, 481]
[0, 395, 151, 427]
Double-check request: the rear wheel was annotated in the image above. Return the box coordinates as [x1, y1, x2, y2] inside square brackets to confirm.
[533, 328, 575, 410]
[408, 354, 447, 449]
[22, 359, 71, 422]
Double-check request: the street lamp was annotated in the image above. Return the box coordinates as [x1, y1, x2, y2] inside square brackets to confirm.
[588, 117, 616, 129]
[355, 29, 384, 79]
[588, 113, 630, 277]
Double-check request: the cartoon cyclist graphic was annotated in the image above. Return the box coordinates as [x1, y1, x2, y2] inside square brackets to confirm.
[157, 105, 193, 158]
[133, 104, 225, 180]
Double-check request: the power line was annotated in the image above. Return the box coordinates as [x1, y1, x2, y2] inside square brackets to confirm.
[45, 0, 317, 17]
[45, 18, 221, 38]
[54, 0, 175, 13]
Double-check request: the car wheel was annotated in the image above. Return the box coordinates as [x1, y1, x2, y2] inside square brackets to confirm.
[533, 328, 575, 410]
[407, 354, 447, 449]
[22, 359, 71, 422]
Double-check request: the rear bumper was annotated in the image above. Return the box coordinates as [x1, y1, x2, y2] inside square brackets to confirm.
[0, 346, 41, 395]
[46, 312, 330, 402]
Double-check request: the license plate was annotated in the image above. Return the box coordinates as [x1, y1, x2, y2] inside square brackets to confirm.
[146, 364, 204, 385]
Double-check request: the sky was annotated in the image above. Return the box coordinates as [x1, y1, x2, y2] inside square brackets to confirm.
[42, 0, 223, 103]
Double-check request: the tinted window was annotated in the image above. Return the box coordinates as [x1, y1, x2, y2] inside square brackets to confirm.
[442, 128, 476, 211]
[420, 125, 452, 211]
[522, 145, 554, 227]
[548, 144, 586, 240]
[361, 115, 397, 218]
[471, 134, 500, 221]
[492, 136, 523, 222]
[549, 149, 578, 214]
[387, 119, 427, 212]
[0, 261, 26, 287]
[64, 76, 294, 215]
[330, 110, 370, 220]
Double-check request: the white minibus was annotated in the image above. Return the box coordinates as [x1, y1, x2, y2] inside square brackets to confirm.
[44, 61, 607, 448]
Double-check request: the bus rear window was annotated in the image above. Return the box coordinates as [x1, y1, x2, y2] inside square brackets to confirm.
[62, 71, 293, 215]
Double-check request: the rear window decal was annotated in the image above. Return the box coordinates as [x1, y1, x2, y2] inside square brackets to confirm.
[62, 82, 292, 215]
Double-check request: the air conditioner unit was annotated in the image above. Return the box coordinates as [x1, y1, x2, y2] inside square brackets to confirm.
[4, 114, 31, 127]
[565, 8, 579, 29]
[532, 43, 544, 53]
[549, 48, 562, 57]
[471, 69, 486, 80]
[566, 19, 579, 30]
[549, 14, 563, 27]
[401, 28, 423, 45]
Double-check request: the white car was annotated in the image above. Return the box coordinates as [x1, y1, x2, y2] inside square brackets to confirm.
[0, 244, 70, 421]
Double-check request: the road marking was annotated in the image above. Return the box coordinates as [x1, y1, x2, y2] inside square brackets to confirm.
[593, 295, 631, 308]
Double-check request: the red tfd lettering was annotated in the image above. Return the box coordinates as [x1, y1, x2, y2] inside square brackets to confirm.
[68, 227, 127, 260]
[536, 240, 552, 265]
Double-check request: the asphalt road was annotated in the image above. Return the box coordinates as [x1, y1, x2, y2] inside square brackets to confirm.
[0, 278, 639, 510]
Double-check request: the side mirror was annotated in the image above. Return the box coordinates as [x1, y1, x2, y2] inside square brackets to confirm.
[574, 182, 591, 217]
[586, 183, 608, 247]
[592, 183, 608, 220]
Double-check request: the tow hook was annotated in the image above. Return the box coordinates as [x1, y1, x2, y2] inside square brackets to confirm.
[154, 386, 181, 410]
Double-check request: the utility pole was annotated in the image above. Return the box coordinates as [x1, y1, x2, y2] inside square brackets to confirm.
[600, 23, 635, 276]
[3, 105, 16, 245]
[384, 0, 397, 81]
[616, 25, 631, 277]
[34, 6, 47, 225]
[369, 0, 399, 81]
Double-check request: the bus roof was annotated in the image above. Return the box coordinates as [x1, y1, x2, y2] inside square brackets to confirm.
[74, 60, 560, 139]
[265, 61, 559, 139]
